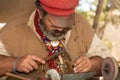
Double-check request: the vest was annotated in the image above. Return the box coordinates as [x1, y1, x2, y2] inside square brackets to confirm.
[0, 13, 94, 61]
[0, 12, 95, 80]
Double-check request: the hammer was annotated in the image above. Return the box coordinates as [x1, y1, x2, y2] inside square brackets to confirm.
[6, 41, 73, 79]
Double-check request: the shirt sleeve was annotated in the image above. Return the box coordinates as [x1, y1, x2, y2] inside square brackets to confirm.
[0, 41, 10, 56]
[86, 34, 112, 58]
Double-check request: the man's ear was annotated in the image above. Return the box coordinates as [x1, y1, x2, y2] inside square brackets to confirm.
[36, 8, 42, 19]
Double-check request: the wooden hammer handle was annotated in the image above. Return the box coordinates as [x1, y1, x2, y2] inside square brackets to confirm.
[6, 73, 31, 80]
[44, 50, 64, 62]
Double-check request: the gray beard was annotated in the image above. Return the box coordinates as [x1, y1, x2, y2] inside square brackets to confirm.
[39, 24, 65, 41]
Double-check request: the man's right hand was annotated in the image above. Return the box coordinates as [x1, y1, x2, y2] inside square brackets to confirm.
[16, 55, 45, 73]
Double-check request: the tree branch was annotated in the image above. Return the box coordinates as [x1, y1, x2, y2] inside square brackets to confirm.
[92, 0, 104, 31]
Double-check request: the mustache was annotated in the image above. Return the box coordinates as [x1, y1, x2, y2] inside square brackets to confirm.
[52, 30, 63, 37]
[51, 28, 71, 37]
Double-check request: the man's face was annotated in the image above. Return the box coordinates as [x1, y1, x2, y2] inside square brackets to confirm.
[40, 14, 73, 41]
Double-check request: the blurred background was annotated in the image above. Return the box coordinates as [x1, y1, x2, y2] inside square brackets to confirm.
[76, 0, 120, 62]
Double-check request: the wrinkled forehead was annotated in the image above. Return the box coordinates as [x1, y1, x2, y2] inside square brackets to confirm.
[47, 13, 75, 28]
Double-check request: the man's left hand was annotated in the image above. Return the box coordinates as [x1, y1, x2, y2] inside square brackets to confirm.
[73, 56, 92, 73]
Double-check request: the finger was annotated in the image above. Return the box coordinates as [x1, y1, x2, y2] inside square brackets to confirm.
[29, 60, 38, 70]
[19, 63, 31, 73]
[74, 56, 86, 65]
[78, 62, 91, 73]
[75, 60, 86, 69]
[74, 67, 82, 73]
[74, 60, 86, 73]
[74, 65, 89, 73]
[78, 63, 91, 73]
[22, 68, 30, 73]
[25, 63, 34, 72]
[81, 67, 90, 72]
[32, 56, 45, 64]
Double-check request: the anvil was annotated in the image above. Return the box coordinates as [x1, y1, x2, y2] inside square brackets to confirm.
[5, 71, 96, 80]
[60, 72, 96, 80]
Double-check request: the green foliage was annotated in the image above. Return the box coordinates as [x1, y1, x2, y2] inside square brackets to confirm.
[103, 38, 113, 50]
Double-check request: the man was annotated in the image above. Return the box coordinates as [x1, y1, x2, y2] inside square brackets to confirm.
[0, 0, 110, 79]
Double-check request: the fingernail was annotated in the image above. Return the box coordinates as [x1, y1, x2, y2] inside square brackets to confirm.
[74, 70, 77, 73]
[32, 56, 36, 59]
[74, 63, 76, 66]
[73, 68, 76, 71]
[42, 61, 45, 64]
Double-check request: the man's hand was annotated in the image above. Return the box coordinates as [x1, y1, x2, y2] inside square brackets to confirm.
[16, 55, 45, 73]
[73, 56, 92, 73]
